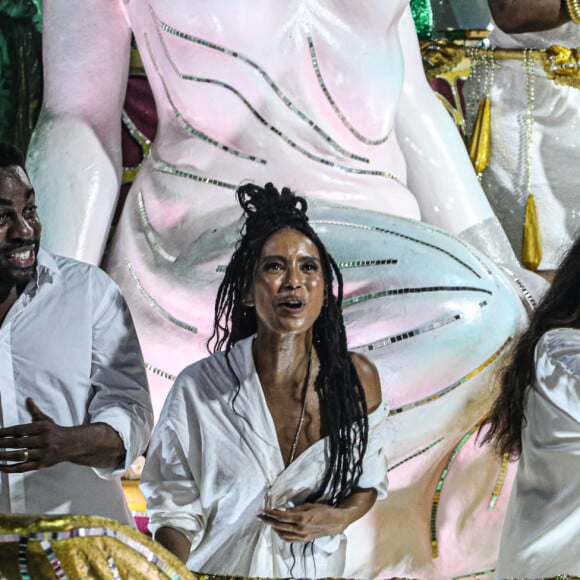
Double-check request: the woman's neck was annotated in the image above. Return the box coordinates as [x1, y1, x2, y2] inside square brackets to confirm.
[253, 330, 314, 393]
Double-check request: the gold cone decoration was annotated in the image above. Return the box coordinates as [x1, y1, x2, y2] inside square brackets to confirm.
[468, 96, 491, 174]
[522, 194, 542, 271]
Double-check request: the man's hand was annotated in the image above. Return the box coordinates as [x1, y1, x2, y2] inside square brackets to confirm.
[0, 398, 71, 472]
[0, 397, 126, 473]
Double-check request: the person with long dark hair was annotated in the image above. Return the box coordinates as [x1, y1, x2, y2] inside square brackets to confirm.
[483, 235, 580, 578]
[140, 182, 387, 577]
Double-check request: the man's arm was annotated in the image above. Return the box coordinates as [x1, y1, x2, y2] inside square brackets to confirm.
[488, 0, 570, 33]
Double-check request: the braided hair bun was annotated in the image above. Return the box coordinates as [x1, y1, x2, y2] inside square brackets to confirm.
[237, 182, 309, 238]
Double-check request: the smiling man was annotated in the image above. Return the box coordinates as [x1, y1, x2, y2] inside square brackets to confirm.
[0, 142, 153, 524]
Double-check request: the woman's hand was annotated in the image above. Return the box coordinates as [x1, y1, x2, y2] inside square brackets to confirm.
[257, 503, 349, 542]
[257, 487, 377, 543]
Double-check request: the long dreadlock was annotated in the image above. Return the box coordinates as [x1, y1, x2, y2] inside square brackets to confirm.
[208, 182, 369, 507]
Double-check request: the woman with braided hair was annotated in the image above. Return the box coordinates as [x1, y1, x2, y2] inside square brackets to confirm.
[140, 182, 388, 577]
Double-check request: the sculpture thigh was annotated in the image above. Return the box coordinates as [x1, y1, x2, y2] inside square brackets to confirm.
[107, 175, 527, 578]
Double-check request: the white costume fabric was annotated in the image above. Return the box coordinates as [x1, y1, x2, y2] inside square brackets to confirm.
[141, 336, 388, 578]
[495, 328, 580, 578]
[0, 249, 153, 525]
[476, 23, 580, 270]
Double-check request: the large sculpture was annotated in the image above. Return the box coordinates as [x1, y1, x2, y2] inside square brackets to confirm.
[27, 1, 542, 577]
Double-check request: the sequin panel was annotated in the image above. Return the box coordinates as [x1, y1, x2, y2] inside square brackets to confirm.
[150, 6, 371, 165]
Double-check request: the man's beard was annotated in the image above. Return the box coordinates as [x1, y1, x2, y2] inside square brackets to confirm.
[0, 250, 38, 292]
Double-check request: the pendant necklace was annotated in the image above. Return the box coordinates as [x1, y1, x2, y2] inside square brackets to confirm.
[288, 350, 313, 465]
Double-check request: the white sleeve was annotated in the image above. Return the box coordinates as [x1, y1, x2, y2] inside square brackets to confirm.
[89, 272, 153, 478]
[140, 377, 206, 549]
[534, 328, 580, 423]
[357, 402, 389, 499]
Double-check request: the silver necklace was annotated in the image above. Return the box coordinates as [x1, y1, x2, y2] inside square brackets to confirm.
[288, 352, 313, 465]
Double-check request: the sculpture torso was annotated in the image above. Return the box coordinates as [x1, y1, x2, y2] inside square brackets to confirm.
[121, 0, 420, 227]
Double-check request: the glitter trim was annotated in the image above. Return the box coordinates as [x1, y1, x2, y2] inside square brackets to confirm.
[389, 336, 512, 415]
[499, 265, 538, 310]
[144, 33, 266, 166]
[311, 219, 482, 278]
[107, 556, 122, 580]
[343, 286, 491, 308]
[40, 539, 68, 580]
[154, 162, 238, 190]
[431, 425, 480, 559]
[1, 527, 186, 580]
[307, 34, 390, 146]
[145, 363, 177, 383]
[151, 7, 371, 165]
[18, 537, 29, 580]
[352, 307, 487, 353]
[452, 570, 495, 580]
[126, 259, 198, 334]
[489, 452, 510, 511]
[121, 111, 152, 186]
[387, 438, 444, 472]
[137, 190, 177, 263]
[337, 258, 397, 269]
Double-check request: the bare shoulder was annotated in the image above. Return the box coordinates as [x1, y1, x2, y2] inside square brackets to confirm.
[349, 352, 382, 413]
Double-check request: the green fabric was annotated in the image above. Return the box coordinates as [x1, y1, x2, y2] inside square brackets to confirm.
[0, 0, 42, 150]
[410, 0, 434, 40]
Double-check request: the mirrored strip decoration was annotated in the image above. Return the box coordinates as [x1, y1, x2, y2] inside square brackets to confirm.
[107, 556, 122, 580]
[352, 305, 488, 353]
[154, 162, 238, 190]
[126, 259, 198, 334]
[452, 569, 496, 580]
[40, 539, 68, 580]
[499, 265, 538, 310]
[387, 437, 444, 472]
[389, 336, 512, 415]
[311, 220, 483, 278]
[137, 190, 177, 262]
[145, 363, 177, 383]
[18, 537, 29, 580]
[337, 258, 397, 269]
[150, 6, 371, 165]
[121, 111, 152, 185]
[431, 424, 480, 559]
[145, 33, 267, 166]
[489, 452, 510, 511]
[343, 286, 492, 309]
[307, 34, 390, 146]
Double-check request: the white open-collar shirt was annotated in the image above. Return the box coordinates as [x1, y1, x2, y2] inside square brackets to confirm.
[0, 249, 153, 524]
[141, 336, 388, 577]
